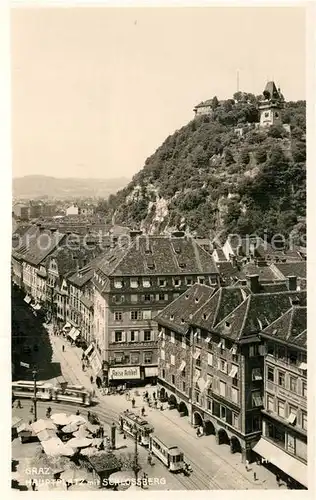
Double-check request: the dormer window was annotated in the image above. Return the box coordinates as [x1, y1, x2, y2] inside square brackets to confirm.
[170, 315, 174, 321]
[130, 278, 139, 289]
[158, 278, 166, 287]
[114, 279, 123, 289]
[198, 276, 205, 284]
[142, 278, 151, 288]
[195, 297, 199, 303]
[181, 318, 185, 324]
[225, 321, 231, 328]
[174, 278, 181, 287]
[203, 314, 207, 320]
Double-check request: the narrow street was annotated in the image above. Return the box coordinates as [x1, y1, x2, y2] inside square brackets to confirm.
[44, 326, 282, 490]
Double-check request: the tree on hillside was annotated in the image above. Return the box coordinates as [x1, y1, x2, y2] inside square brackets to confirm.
[211, 96, 219, 110]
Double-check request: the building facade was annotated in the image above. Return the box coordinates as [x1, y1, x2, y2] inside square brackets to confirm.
[254, 305, 307, 488]
[258, 81, 284, 128]
[92, 234, 220, 387]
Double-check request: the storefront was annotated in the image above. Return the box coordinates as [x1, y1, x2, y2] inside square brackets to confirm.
[108, 366, 141, 386]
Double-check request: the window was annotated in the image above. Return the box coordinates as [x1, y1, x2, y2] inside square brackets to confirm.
[171, 374, 175, 385]
[249, 344, 259, 357]
[114, 295, 124, 304]
[144, 294, 151, 302]
[160, 349, 165, 361]
[277, 345, 286, 360]
[170, 355, 175, 365]
[198, 276, 205, 284]
[267, 366, 274, 382]
[218, 359, 228, 374]
[252, 367, 262, 381]
[114, 352, 124, 364]
[144, 351, 152, 364]
[186, 277, 193, 286]
[302, 381, 307, 397]
[131, 352, 140, 364]
[220, 406, 226, 421]
[114, 279, 123, 289]
[158, 278, 166, 287]
[130, 330, 139, 342]
[267, 394, 274, 412]
[232, 413, 239, 429]
[252, 391, 263, 407]
[182, 381, 186, 392]
[219, 381, 226, 397]
[170, 332, 175, 344]
[231, 387, 238, 404]
[174, 278, 181, 287]
[195, 391, 200, 404]
[278, 371, 285, 387]
[162, 369, 165, 379]
[267, 342, 274, 355]
[130, 279, 139, 289]
[114, 311, 122, 321]
[115, 331, 122, 342]
[289, 376, 297, 393]
[264, 112, 269, 117]
[287, 406, 297, 425]
[131, 311, 140, 320]
[158, 293, 165, 301]
[142, 278, 151, 288]
[302, 411, 307, 430]
[143, 310, 152, 320]
[277, 399, 285, 418]
[144, 330, 152, 341]
[208, 353, 213, 366]
[131, 294, 138, 304]
[288, 349, 298, 365]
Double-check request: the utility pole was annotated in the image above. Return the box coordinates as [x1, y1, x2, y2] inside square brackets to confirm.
[32, 368, 38, 422]
[133, 425, 141, 482]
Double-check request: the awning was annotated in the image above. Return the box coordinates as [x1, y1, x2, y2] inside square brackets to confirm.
[287, 413, 297, 425]
[68, 327, 80, 341]
[253, 438, 307, 487]
[178, 360, 186, 372]
[229, 365, 238, 378]
[24, 295, 31, 304]
[144, 367, 158, 377]
[63, 322, 71, 331]
[299, 362, 307, 371]
[84, 344, 94, 357]
[193, 350, 201, 360]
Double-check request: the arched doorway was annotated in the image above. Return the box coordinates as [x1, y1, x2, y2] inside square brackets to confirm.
[178, 401, 189, 417]
[204, 420, 216, 436]
[159, 387, 168, 402]
[230, 436, 242, 454]
[168, 394, 177, 409]
[193, 411, 204, 428]
[217, 428, 230, 445]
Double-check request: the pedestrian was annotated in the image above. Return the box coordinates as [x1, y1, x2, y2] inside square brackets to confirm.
[141, 407, 145, 417]
[153, 391, 156, 400]
[101, 426, 104, 438]
[90, 375, 93, 384]
[132, 398, 135, 408]
[245, 460, 249, 472]
[30, 405, 33, 414]
[16, 399, 22, 409]
[31, 479, 36, 491]
[82, 364, 85, 371]
[88, 411, 91, 420]
[160, 404, 163, 411]
[253, 472, 257, 481]
[62, 345, 65, 352]
[154, 400, 157, 409]
[196, 427, 200, 437]
[276, 475, 280, 487]
[147, 451, 152, 465]
[76, 409, 80, 415]
[123, 432, 126, 440]
[199, 425, 204, 437]
[145, 391, 148, 399]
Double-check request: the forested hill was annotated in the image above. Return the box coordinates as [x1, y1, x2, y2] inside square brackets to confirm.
[97, 94, 306, 242]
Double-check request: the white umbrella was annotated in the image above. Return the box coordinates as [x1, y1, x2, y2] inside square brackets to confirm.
[51, 413, 70, 426]
[67, 437, 92, 448]
[80, 447, 98, 457]
[68, 415, 87, 425]
[37, 429, 57, 442]
[32, 419, 57, 433]
[73, 427, 89, 438]
[60, 445, 77, 457]
[62, 422, 79, 434]
[108, 471, 135, 486]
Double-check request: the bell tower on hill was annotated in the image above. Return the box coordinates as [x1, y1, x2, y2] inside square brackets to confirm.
[259, 81, 284, 128]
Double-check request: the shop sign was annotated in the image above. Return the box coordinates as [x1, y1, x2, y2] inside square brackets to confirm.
[109, 366, 140, 380]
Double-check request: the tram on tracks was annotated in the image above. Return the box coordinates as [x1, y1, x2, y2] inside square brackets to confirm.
[12, 381, 93, 406]
[149, 435, 185, 472]
[119, 410, 154, 446]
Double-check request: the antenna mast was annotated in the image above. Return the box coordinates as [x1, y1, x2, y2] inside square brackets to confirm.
[237, 70, 240, 92]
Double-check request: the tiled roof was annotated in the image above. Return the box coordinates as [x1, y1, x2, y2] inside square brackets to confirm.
[263, 81, 281, 100]
[68, 255, 105, 287]
[48, 244, 104, 278]
[261, 306, 307, 349]
[195, 99, 213, 108]
[155, 284, 215, 334]
[273, 262, 306, 279]
[96, 236, 219, 276]
[238, 262, 279, 282]
[215, 290, 306, 341]
[12, 226, 65, 265]
[191, 286, 247, 331]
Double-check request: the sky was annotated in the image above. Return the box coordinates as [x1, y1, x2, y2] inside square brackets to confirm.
[11, 6, 306, 180]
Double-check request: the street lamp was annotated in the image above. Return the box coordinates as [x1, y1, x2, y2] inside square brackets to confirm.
[133, 424, 141, 482]
[32, 368, 38, 422]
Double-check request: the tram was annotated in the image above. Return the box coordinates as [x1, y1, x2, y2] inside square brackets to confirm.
[119, 410, 154, 447]
[12, 381, 53, 400]
[12, 381, 92, 406]
[149, 435, 184, 472]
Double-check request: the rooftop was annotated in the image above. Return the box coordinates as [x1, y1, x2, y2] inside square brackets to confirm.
[261, 306, 307, 349]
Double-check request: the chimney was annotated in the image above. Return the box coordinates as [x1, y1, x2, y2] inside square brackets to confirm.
[247, 274, 260, 293]
[287, 275, 297, 291]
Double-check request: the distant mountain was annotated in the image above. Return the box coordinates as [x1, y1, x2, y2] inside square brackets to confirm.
[13, 175, 130, 199]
